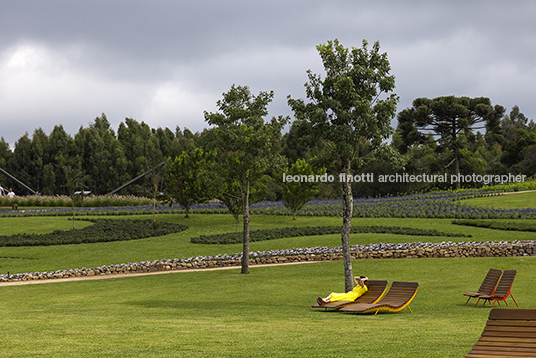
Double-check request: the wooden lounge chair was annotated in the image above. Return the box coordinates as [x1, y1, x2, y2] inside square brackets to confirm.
[311, 280, 388, 310]
[465, 308, 536, 357]
[479, 270, 518, 308]
[463, 268, 502, 306]
[339, 281, 419, 315]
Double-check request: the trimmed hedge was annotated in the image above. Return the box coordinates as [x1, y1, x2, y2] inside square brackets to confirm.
[0, 219, 188, 247]
[190, 225, 471, 244]
[452, 219, 536, 232]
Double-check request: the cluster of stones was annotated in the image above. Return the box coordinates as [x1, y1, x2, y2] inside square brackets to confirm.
[4, 243, 536, 282]
[353, 243, 535, 259]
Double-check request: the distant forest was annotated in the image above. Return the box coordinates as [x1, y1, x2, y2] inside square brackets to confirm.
[1, 103, 535, 199]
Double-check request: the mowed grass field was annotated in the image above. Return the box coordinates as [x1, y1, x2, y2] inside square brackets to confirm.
[0, 193, 535, 357]
[462, 190, 536, 209]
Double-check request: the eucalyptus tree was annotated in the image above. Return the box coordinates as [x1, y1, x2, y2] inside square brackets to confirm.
[30, 128, 50, 193]
[75, 114, 129, 194]
[204, 84, 288, 274]
[48, 125, 76, 195]
[0, 138, 12, 172]
[117, 117, 153, 183]
[288, 39, 402, 291]
[10, 134, 33, 194]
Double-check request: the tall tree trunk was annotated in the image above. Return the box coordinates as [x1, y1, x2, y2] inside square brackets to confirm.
[72, 195, 76, 230]
[241, 180, 250, 274]
[341, 162, 354, 292]
[185, 205, 190, 219]
[153, 185, 157, 224]
[454, 146, 460, 189]
[453, 125, 460, 189]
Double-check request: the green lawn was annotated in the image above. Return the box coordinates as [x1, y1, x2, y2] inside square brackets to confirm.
[0, 214, 534, 273]
[0, 256, 533, 357]
[463, 190, 536, 209]
[1, 214, 535, 275]
[1, 195, 535, 357]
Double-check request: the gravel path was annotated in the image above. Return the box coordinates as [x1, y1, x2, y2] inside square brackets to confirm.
[0, 261, 316, 286]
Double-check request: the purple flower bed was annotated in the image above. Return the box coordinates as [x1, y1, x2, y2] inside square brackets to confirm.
[2, 188, 534, 219]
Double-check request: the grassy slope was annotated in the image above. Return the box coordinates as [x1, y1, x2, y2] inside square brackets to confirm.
[1, 214, 535, 274]
[0, 192, 535, 357]
[462, 190, 536, 209]
[0, 256, 534, 357]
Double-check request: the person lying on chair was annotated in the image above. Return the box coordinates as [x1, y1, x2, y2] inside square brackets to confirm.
[317, 276, 368, 305]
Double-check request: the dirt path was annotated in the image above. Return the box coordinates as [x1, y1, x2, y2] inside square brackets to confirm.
[0, 261, 319, 287]
[498, 190, 536, 195]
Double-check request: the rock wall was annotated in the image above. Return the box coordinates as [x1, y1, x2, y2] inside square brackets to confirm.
[7, 243, 535, 282]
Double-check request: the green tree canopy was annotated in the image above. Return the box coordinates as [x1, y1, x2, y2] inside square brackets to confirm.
[397, 96, 504, 188]
[288, 39, 401, 291]
[279, 158, 326, 219]
[204, 84, 288, 274]
[165, 147, 217, 218]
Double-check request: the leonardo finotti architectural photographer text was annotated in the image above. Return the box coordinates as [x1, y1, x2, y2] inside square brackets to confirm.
[282, 172, 527, 185]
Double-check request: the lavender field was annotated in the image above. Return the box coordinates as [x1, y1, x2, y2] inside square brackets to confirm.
[3, 189, 536, 219]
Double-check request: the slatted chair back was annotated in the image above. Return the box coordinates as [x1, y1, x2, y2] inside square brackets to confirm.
[465, 308, 536, 357]
[358, 280, 389, 304]
[481, 269, 518, 307]
[367, 281, 419, 307]
[476, 268, 503, 295]
[311, 280, 388, 309]
[463, 268, 502, 306]
[490, 270, 517, 299]
[339, 281, 419, 315]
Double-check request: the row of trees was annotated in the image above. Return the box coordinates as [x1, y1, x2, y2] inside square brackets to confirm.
[0, 115, 197, 196]
[1, 39, 535, 282]
[0, 100, 533, 200]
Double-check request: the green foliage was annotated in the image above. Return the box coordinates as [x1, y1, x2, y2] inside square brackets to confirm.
[0, 219, 187, 247]
[0, 116, 193, 197]
[288, 39, 401, 167]
[288, 38, 402, 290]
[204, 84, 289, 273]
[452, 219, 536, 232]
[279, 158, 326, 219]
[191, 225, 470, 244]
[0, 194, 153, 208]
[501, 128, 536, 169]
[75, 114, 130, 194]
[164, 148, 218, 218]
[396, 96, 505, 188]
[204, 85, 289, 204]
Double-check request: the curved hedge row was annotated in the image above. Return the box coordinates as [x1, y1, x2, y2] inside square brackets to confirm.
[0, 219, 188, 247]
[452, 219, 536, 232]
[190, 225, 471, 244]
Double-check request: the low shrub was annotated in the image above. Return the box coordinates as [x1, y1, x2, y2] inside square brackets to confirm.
[191, 225, 471, 244]
[0, 219, 188, 247]
[452, 219, 536, 232]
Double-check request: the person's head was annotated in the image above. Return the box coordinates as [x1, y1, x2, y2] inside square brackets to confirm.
[357, 276, 369, 287]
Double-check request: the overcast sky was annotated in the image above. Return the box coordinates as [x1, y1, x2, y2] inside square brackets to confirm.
[1, 1, 535, 149]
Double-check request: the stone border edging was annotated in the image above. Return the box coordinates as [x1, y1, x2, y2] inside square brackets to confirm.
[2, 242, 534, 285]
